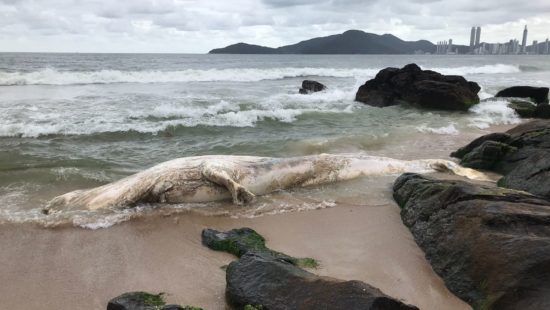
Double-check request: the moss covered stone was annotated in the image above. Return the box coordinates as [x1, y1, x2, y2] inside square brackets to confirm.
[202, 227, 319, 269]
[202, 228, 267, 258]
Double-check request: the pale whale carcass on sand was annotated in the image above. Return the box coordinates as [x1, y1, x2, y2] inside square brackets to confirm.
[43, 154, 492, 214]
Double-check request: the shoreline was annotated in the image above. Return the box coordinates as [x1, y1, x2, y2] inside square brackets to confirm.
[0, 122, 521, 310]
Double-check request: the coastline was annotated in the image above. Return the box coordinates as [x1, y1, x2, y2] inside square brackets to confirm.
[0, 123, 522, 310]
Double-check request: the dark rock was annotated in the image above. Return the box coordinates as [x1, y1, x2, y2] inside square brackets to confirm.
[508, 99, 538, 118]
[459, 140, 517, 170]
[451, 132, 512, 158]
[299, 80, 326, 94]
[393, 173, 550, 310]
[452, 120, 550, 199]
[355, 63, 480, 110]
[107, 292, 164, 310]
[535, 104, 550, 119]
[226, 252, 418, 310]
[203, 228, 417, 309]
[496, 86, 550, 104]
[107, 292, 202, 310]
[202, 227, 318, 268]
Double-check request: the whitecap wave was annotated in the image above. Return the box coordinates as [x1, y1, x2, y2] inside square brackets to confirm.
[0, 67, 378, 86]
[428, 64, 521, 76]
[0, 63, 524, 86]
[0, 92, 356, 137]
[468, 99, 522, 129]
[416, 123, 459, 135]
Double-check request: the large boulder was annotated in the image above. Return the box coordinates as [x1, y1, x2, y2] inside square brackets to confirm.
[393, 173, 550, 310]
[299, 80, 326, 94]
[452, 120, 550, 199]
[202, 228, 417, 310]
[496, 86, 549, 104]
[355, 63, 480, 110]
[227, 252, 418, 310]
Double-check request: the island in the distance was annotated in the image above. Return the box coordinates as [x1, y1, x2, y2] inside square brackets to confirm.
[209, 30, 467, 54]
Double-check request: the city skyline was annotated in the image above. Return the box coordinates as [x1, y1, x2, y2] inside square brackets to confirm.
[437, 24, 549, 55]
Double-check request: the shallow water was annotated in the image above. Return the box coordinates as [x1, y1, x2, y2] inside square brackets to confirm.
[1, 53, 548, 226]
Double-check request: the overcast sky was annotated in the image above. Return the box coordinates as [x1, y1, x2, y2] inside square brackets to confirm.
[1, 0, 549, 53]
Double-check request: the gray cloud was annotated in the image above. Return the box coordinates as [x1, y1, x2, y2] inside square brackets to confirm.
[0, 0, 548, 52]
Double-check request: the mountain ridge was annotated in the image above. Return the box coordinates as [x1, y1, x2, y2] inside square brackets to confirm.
[209, 30, 438, 54]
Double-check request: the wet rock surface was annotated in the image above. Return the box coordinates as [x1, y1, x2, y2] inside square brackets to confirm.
[495, 86, 549, 104]
[202, 227, 418, 310]
[393, 173, 550, 310]
[355, 63, 480, 110]
[299, 80, 326, 94]
[107, 292, 202, 310]
[452, 120, 550, 199]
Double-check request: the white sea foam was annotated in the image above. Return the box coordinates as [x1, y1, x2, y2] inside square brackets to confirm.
[0, 67, 378, 86]
[429, 64, 521, 76]
[0, 64, 524, 86]
[416, 123, 459, 135]
[0, 87, 356, 137]
[468, 99, 522, 129]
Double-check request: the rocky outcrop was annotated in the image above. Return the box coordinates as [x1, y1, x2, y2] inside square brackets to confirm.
[107, 292, 202, 310]
[355, 63, 480, 110]
[393, 173, 550, 310]
[202, 228, 418, 310]
[299, 80, 326, 94]
[452, 120, 550, 199]
[496, 86, 549, 104]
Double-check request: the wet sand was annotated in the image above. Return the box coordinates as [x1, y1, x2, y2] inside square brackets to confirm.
[0, 201, 470, 310]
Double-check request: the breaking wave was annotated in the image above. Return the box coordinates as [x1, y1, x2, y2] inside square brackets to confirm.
[468, 99, 522, 129]
[0, 90, 355, 138]
[0, 63, 528, 86]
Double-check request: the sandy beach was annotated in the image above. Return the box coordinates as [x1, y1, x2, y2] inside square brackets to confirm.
[0, 197, 473, 310]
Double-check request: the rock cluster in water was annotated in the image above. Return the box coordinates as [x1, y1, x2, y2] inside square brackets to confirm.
[393, 120, 550, 310]
[490, 86, 550, 119]
[355, 63, 481, 110]
[202, 227, 418, 310]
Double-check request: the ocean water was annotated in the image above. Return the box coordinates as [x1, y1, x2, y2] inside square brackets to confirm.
[1, 53, 549, 228]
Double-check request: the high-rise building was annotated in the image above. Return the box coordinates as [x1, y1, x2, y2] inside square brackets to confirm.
[533, 40, 539, 54]
[469, 27, 476, 53]
[475, 27, 481, 48]
[546, 38, 549, 54]
[521, 25, 528, 53]
[448, 39, 453, 54]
